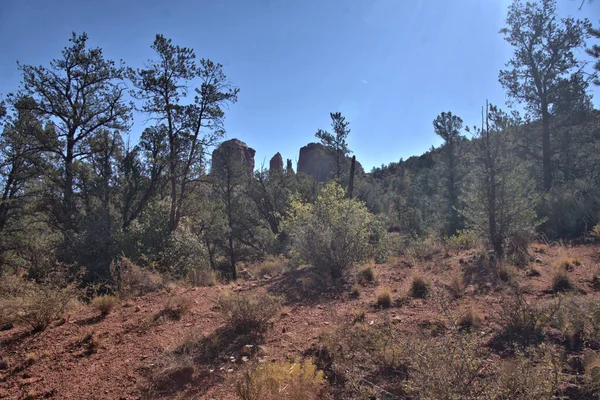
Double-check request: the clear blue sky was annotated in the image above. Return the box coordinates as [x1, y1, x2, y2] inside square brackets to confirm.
[1, 0, 599, 171]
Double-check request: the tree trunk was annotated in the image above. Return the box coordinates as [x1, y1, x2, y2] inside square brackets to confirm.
[347, 155, 356, 199]
[541, 103, 552, 191]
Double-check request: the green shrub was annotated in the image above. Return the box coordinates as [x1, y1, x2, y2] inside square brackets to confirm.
[159, 222, 212, 282]
[91, 295, 118, 317]
[446, 229, 477, 251]
[236, 360, 325, 400]
[405, 234, 444, 261]
[283, 182, 375, 279]
[215, 292, 283, 335]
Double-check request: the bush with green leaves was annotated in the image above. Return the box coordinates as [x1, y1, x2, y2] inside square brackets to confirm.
[159, 220, 212, 284]
[283, 182, 375, 279]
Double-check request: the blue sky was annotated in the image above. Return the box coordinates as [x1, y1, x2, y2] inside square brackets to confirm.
[1, 0, 599, 171]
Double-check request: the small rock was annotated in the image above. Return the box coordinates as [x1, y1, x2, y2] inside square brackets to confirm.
[241, 356, 249, 363]
[134, 306, 141, 313]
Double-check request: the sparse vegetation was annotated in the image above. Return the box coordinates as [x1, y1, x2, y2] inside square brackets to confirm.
[410, 273, 429, 299]
[448, 269, 465, 298]
[236, 360, 325, 400]
[157, 295, 193, 321]
[0, 276, 76, 332]
[457, 308, 482, 331]
[0, 1, 600, 398]
[357, 265, 375, 284]
[91, 295, 119, 317]
[552, 265, 573, 293]
[376, 287, 392, 308]
[215, 292, 283, 335]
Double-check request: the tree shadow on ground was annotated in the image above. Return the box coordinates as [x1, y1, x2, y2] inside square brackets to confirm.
[266, 267, 348, 306]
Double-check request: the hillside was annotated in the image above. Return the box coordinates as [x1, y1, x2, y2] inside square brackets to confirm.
[2, 241, 600, 399]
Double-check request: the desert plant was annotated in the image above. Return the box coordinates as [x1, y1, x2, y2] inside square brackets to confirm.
[109, 256, 164, 298]
[448, 269, 465, 298]
[151, 352, 195, 392]
[0, 275, 76, 332]
[404, 333, 490, 399]
[493, 344, 564, 399]
[550, 296, 600, 350]
[492, 292, 551, 351]
[248, 256, 288, 278]
[317, 320, 406, 398]
[405, 234, 444, 261]
[552, 265, 573, 293]
[157, 295, 193, 321]
[349, 285, 361, 298]
[458, 308, 482, 331]
[583, 351, 600, 397]
[446, 229, 477, 252]
[283, 182, 375, 279]
[215, 292, 283, 335]
[593, 224, 600, 240]
[410, 273, 429, 299]
[376, 288, 392, 308]
[236, 360, 325, 400]
[91, 295, 118, 317]
[357, 265, 375, 284]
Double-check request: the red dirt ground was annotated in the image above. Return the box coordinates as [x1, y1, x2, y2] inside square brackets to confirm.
[1, 242, 599, 399]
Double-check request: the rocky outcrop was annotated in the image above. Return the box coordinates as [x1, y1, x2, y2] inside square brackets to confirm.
[296, 142, 364, 181]
[297, 143, 334, 182]
[211, 139, 255, 177]
[269, 152, 283, 172]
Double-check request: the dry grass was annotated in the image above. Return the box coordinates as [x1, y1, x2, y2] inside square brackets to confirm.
[0, 275, 76, 332]
[236, 360, 325, 400]
[376, 287, 392, 308]
[109, 256, 164, 298]
[151, 352, 195, 392]
[247, 256, 289, 279]
[91, 295, 119, 317]
[457, 308, 482, 331]
[156, 295, 193, 321]
[215, 292, 283, 335]
[552, 265, 573, 293]
[190, 268, 217, 287]
[357, 265, 375, 284]
[349, 285, 360, 298]
[410, 273, 429, 299]
[447, 269, 465, 298]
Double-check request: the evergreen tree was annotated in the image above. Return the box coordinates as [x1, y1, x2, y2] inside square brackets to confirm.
[315, 112, 351, 181]
[499, 0, 591, 190]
